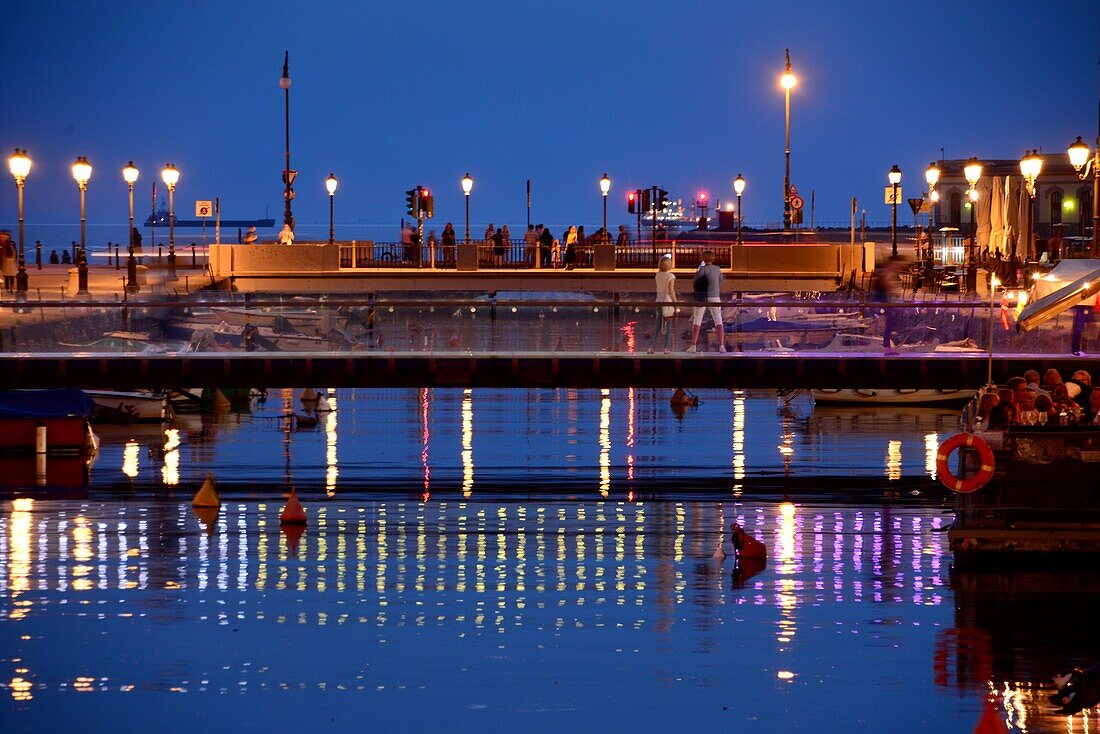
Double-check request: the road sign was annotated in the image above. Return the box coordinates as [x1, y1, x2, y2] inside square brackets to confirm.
[790, 195, 804, 211]
[884, 186, 903, 205]
[907, 198, 923, 216]
[195, 200, 213, 218]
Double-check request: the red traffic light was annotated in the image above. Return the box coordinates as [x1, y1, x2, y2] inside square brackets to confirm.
[628, 192, 635, 201]
[420, 188, 430, 197]
[698, 192, 707, 202]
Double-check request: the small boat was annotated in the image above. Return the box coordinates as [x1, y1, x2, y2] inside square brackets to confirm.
[812, 388, 973, 406]
[0, 389, 99, 455]
[85, 390, 169, 424]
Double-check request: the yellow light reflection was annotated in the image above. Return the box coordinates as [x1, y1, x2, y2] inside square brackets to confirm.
[418, 388, 430, 494]
[122, 440, 139, 478]
[8, 498, 33, 620]
[9, 676, 32, 701]
[461, 389, 474, 498]
[886, 440, 902, 480]
[733, 391, 746, 482]
[599, 389, 611, 497]
[326, 389, 339, 496]
[924, 433, 938, 481]
[162, 428, 180, 486]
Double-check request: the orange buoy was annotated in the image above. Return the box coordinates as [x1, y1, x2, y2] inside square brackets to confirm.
[972, 701, 1009, 734]
[191, 471, 221, 508]
[937, 433, 995, 493]
[731, 523, 767, 560]
[279, 489, 307, 524]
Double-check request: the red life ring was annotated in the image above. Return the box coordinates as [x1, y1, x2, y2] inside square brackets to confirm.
[936, 433, 995, 493]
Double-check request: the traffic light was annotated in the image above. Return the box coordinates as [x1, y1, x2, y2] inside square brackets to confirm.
[627, 191, 636, 214]
[641, 189, 651, 214]
[657, 189, 669, 210]
[420, 187, 433, 218]
[405, 188, 418, 217]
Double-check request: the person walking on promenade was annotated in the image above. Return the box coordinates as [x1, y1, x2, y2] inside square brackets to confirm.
[538, 226, 553, 268]
[0, 231, 16, 291]
[492, 228, 506, 267]
[243, 226, 258, 244]
[441, 223, 456, 264]
[648, 253, 677, 354]
[563, 226, 578, 270]
[484, 223, 496, 266]
[686, 249, 725, 353]
[870, 259, 901, 352]
[616, 225, 629, 248]
[576, 226, 587, 266]
[525, 225, 538, 266]
[500, 224, 511, 264]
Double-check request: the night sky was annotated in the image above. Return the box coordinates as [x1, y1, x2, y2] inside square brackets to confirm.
[1, 0, 1097, 231]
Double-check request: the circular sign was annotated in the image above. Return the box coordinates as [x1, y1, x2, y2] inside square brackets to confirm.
[790, 195, 804, 211]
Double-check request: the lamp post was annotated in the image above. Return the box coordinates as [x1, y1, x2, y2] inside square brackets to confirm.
[71, 156, 92, 295]
[122, 161, 140, 293]
[599, 173, 611, 240]
[1068, 136, 1100, 257]
[8, 149, 31, 296]
[733, 173, 746, 244]
[325, 173, 338, 245]
[161, 163, 179, 280]
[1020, 150, 1043, 263]
[461, 173, 473, 244]
[987, 274, 999, 386]
[779, 49, 797, 231]
[964, 157, 983, 265]
[925, 161, 940, 229]
[888, 165, 902, 259]
[279, 51, 295, 231]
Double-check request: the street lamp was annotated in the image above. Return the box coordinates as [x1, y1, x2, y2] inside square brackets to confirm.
[279, 51, 295, 231]
[779, 49, 797, 231]
[733, 173, 746, 245]
[71, 156, 92, 295]
[461, 172, 473, 244]
[1068, 136, 1099, 257]
[964, 157, 983, 264]
[1020, 150, 1043, 261]
[599, 173, 611, 239]
[325, 173, 338, 245]
[8, 149, 31, 296]
[888, 165, 902, 259]
[925, 162, 940, 229]
[161, 163, 179, 280]
[122, 161, 140, 293]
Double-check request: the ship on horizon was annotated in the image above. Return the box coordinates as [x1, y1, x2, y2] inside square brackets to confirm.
[144, 201, 275, 229]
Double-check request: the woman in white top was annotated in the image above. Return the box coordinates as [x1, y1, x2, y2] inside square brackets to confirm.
[649, 254, 677, 353]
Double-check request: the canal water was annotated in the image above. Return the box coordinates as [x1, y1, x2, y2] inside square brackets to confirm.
[3, 389, 1098, 732]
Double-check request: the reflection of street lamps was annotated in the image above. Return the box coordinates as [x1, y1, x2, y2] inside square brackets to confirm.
[733, 173, 746, 244]
[888, 165, 902, 259]
[325, 173, 338, 245]
[71, 156, 92, 295]
[1068, 136, 1099, 257]
[599, 173, 611, 239]
[8, 149, 31, 296]
[1020, 150, 1043, 259]
[161, 163, 179, 280]
[122, 161, 140, 293]
[925, 162, 940, 229]
[461, 172, 473, 244]
[779, 50, 797, 231]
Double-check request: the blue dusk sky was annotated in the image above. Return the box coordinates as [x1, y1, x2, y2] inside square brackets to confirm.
[1, 0, 1097, 231]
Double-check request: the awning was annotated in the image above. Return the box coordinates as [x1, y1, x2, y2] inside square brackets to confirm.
[1016, 265, 1100, 332]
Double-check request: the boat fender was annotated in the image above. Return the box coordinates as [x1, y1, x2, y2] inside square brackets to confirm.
[936, 433, 994, 493]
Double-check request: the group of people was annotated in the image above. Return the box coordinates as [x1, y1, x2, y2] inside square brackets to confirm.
[647, 249, 726, 354]
[978, 368, 1100, 429]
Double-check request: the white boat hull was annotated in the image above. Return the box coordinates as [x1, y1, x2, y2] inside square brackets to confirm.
[86, 390, 168, 423]
[812, 388, 972, 406]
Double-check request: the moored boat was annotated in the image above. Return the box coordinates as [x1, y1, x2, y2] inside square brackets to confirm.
[85, 390, 169, 424]
[0, 389, 99, 455]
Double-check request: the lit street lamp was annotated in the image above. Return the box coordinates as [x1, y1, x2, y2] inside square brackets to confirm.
[779, 49, 797, 231]
[733, 173, 746, 244]
[1020, 150, 1043, 262]
[161, 163, 179, 280]
[1068, 136, 1099, 257]
[8, 149, 31, 296]
[461, 172, 473, 244]
[122, 161, 140, 293]
[71, 157, 92, 295]
[964, 157, 983, 265]
[599, 173, 611, 239]
[888, 165, 902, 259]
[925, 161, 940, 229]
[325, 173, 338, 245]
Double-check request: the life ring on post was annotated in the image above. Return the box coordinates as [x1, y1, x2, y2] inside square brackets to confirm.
[936, 433, 995, 493]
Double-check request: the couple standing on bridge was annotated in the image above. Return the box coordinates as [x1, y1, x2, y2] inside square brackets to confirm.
[649, 250, 726, 354]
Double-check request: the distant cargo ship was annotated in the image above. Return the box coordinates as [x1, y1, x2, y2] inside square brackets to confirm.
[144, 204, 274, 229]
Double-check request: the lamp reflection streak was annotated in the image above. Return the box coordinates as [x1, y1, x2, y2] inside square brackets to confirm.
[599, 389, 611, 497]
[461, 389, 474, 498]
[326, 389, 339, 495]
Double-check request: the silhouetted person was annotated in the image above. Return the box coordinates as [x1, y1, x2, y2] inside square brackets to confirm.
[61, 250, 72, 265]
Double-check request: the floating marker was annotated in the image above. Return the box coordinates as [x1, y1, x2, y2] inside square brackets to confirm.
[281, 522, 305, 554]
[731, 523, 766, 560]
[192, 505, 219, 535]
[279, 489, 307, 524]
[192, 472, 221, 507]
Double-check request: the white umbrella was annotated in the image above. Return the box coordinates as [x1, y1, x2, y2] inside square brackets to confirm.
[976, 177, 993, 249]
[1017, 178, 1032, 259]
[1004, 177, 1020, 257]
[989, 176, 1005, 252]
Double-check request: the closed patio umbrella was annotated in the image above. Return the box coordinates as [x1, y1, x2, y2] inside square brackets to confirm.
[1004, 176, 1020, 257]
[989, 176, 1005, 253]
[976, 177, 993, 250]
